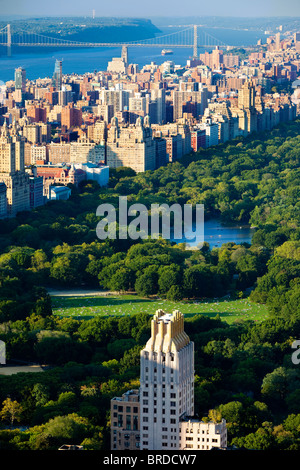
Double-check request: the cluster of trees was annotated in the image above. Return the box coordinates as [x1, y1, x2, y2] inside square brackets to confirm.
[1, 311, 300, 449]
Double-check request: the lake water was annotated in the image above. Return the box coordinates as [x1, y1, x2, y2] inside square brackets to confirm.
[0, 26, 265, 82]
[172, 218, 256, 248]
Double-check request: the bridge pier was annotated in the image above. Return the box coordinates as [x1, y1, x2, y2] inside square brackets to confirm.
[7, 24, 11, 57]
[193, 25, 198, 58]
[121, 45, 128, 66]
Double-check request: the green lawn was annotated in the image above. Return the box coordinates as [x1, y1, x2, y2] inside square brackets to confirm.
[51, 294, 269, 324]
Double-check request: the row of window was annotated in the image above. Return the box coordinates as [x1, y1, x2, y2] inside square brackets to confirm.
[142, 391, 176, 398]
[184, 437, 219, 443]
[142, 417, 177, 424]
[113, 404, 139, 413]
[144, 352, 174, 361]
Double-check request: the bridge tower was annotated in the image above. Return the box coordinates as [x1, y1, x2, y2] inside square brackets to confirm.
[7, 24, 11, 57]
[121, 45, 128, 67]
[193, 25, 198, 58]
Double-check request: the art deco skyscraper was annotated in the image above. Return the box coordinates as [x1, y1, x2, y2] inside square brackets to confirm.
[139, 310, 194, 450]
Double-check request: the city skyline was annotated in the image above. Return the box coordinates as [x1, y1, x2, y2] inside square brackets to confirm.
[2, 0, 300, 18]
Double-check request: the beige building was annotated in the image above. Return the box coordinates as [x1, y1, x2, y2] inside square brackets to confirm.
[106, 116, 156, 173]
[111, 390, 140, 450]
[47, 142, 71, 164]
[70, 136, 105, 165]
[0, 121, 30, 216]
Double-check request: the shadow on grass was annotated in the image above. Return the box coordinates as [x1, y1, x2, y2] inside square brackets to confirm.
[52, 296, 154, 309]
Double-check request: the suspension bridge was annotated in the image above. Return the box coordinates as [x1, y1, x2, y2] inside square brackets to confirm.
[0, 24, 231, 58]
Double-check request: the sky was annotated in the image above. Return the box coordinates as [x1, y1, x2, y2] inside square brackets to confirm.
[1, 0, 300, 18]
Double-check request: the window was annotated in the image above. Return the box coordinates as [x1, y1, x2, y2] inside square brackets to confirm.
[118, 406, 123, 412]
[133, 416, 138, 431]
[143, 408, 148, 413]
[143, 392, 148, 397]
[126, 406, 131, 413]
[124, 434, 130, 440]
[143, 400, 148, 405]
[143, 426, 148, 430]
[126, 416, 131, 430]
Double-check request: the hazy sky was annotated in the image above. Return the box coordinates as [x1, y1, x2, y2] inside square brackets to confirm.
[1, 0, 300, 18]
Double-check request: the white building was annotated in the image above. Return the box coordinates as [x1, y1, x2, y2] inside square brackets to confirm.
[74, 162, 109, 187]
[139, 310, 195, 450]
[199, 117, 219, 148]
[179, 418, 227, 450]
[49, 185, 71, 201]
[112, 309, 228, 451]
[31, 144, 47, 164]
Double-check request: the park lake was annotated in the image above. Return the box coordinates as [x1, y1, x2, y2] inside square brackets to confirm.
[171, 217, 256, 248]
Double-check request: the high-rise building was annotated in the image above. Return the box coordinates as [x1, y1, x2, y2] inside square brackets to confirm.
[0, 121, 30, 216]
[112, 310, 227, 451]
[139, 310, 194, 450]
[61, 104, 82, 128]
[110, 390, 140, 450]
[106, 116, 156, 173]
[52, 60, 63, 91]
[0, 182, 7, 218]
[15, 67, 26, 93]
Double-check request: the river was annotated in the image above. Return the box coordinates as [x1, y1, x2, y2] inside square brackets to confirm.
[0, 26, 265, 82]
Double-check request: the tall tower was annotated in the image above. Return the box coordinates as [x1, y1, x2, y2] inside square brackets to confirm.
[121, 46, 128, 67]
[139, 310, 194, 450]
[7, 24, 11, 57]
[193, 25, 198, 58]
[238, 80, 256, 110]
[52, 59, 62, 91]
[15, 67, 26, 93]
[0, 122, 30, 216]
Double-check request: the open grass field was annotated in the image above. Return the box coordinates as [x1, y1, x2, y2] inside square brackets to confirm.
[51, 293, 269, 324]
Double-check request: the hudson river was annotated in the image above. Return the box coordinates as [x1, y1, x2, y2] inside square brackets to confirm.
[0, 26, 265, 82]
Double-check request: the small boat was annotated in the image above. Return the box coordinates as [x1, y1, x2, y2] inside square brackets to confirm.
[161, 49, 173, 55]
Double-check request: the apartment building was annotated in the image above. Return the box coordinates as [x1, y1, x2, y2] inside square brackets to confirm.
[110, 390, 140, 450]
[106, 116, 156, 173]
